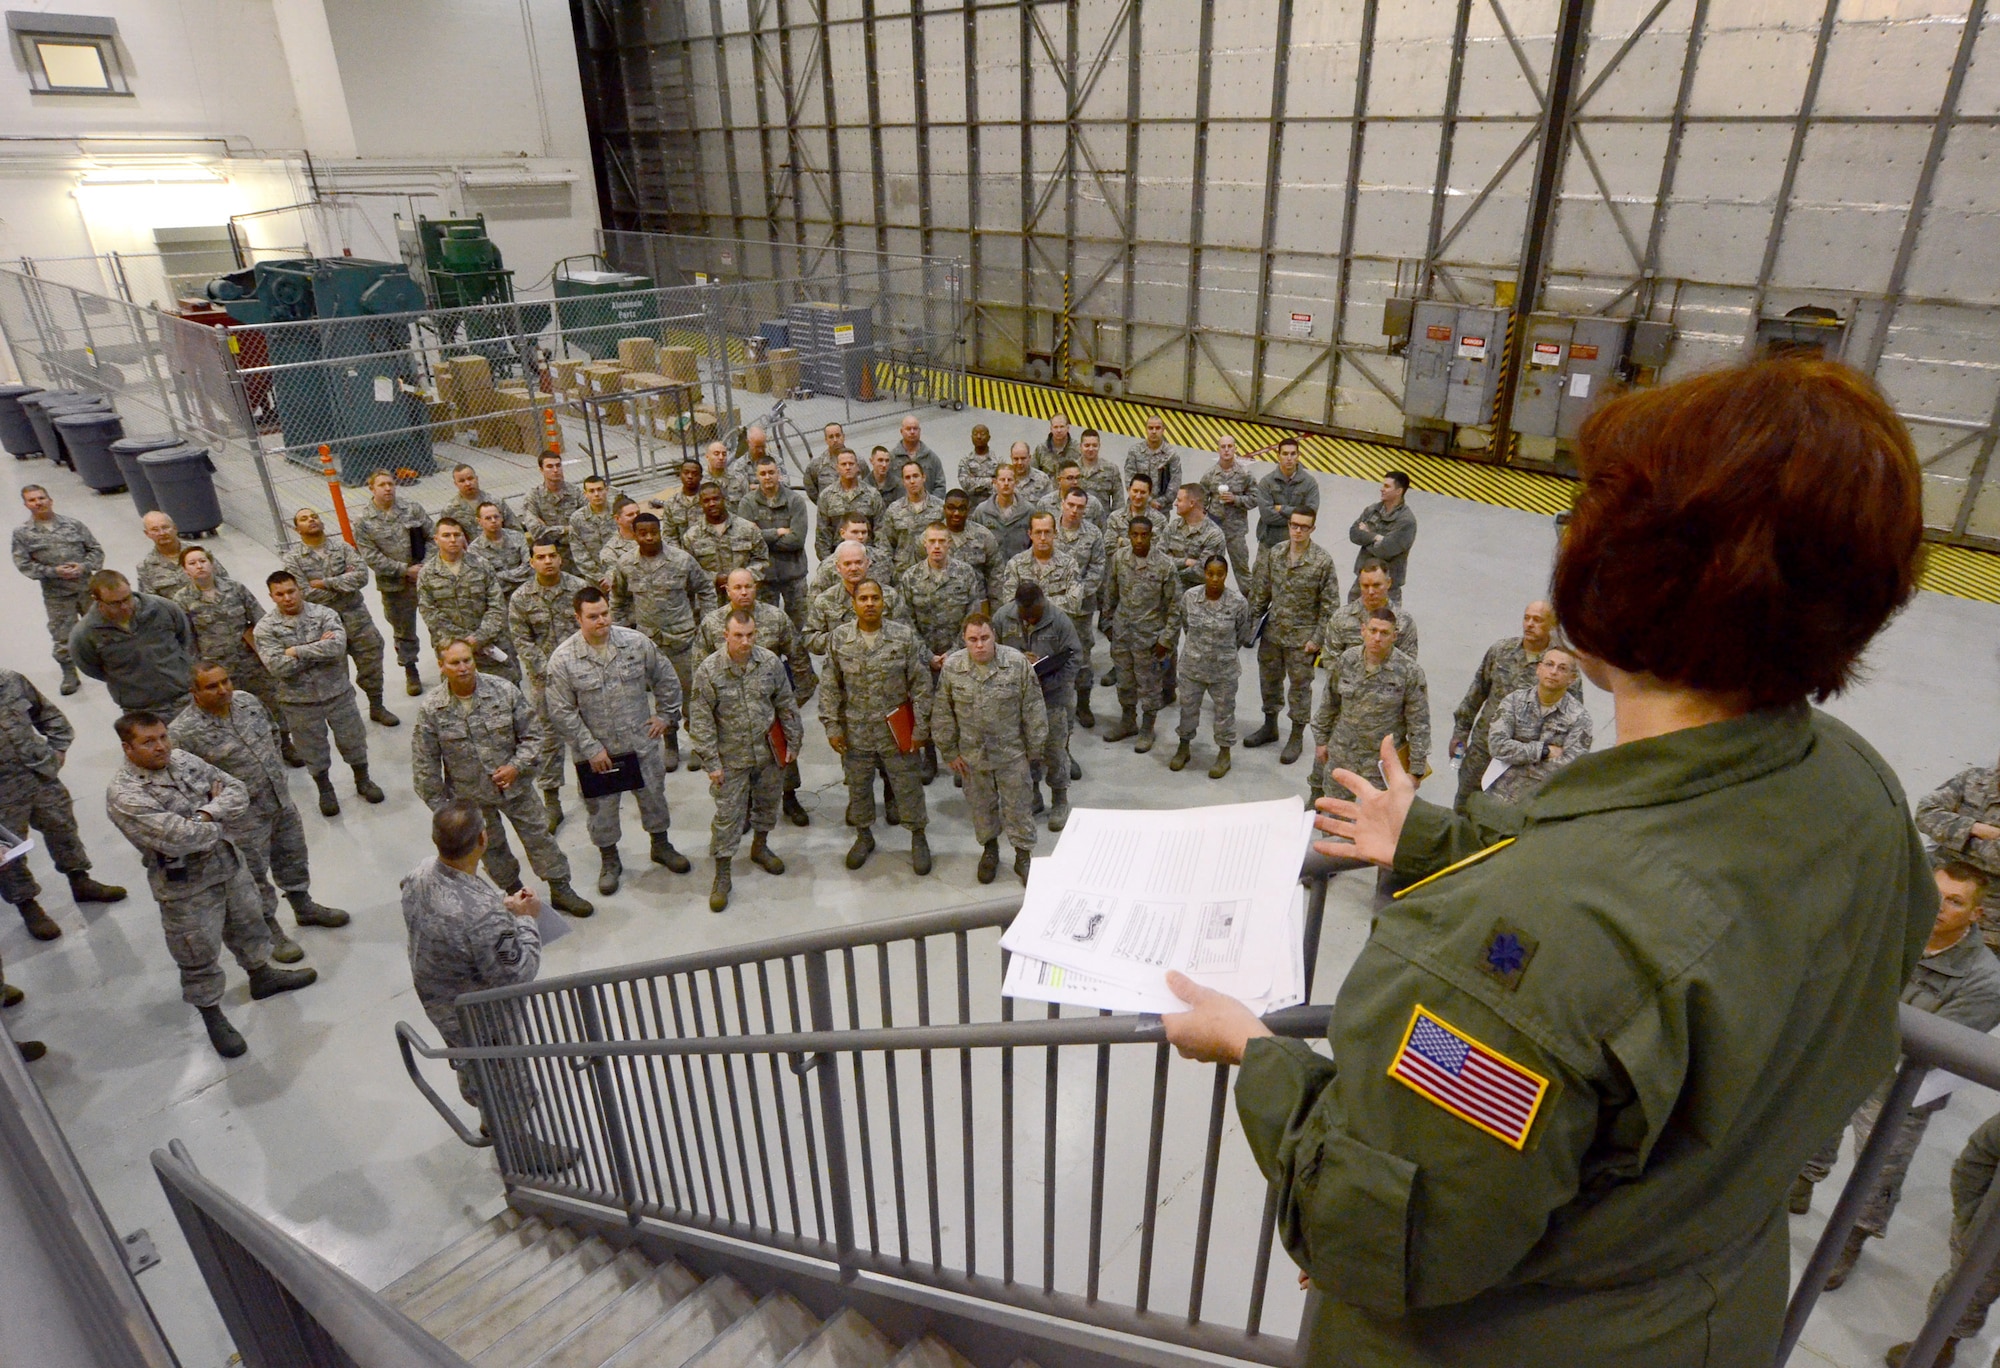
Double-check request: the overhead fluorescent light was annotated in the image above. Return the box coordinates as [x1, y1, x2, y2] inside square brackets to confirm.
[459, 171, 579, 188]
[78, 166, 226, 186]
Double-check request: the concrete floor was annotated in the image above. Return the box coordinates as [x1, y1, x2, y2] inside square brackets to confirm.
[4, 401, 1998, 1368]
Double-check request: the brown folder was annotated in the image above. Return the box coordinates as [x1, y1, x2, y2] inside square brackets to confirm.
[768, 718, 793, 767]
[885, 699, 919, 753]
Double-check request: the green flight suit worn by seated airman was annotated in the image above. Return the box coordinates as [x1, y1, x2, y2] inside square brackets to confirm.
[1235, 704, 1934, 1367]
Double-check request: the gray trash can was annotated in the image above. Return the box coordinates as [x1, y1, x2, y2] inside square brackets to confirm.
[139, 445, 222, 535]
[0, 384, 43, 457]
[21, 391, 98, 469]
[53, 412, 128, 493]
[109, 435, 182, 516]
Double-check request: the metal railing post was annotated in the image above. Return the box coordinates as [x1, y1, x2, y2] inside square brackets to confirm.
[804, 948, 859, 1275]
[577, 987, 643, 1224]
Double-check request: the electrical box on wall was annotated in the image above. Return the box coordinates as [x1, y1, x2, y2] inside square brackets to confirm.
[1402, 302, 1507, 427]
[1508, 314, 1631, 441]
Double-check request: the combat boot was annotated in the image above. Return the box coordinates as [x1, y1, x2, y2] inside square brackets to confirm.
[709, 858, 733, 912]
[366, 693, 400, 726]
[1885, 1338, 1959, 1367]
[921, 742, 938, 784]
[1134, 712, 1157, 754]
[16, 900, 60, 941]
[846, 827, 876, 870]
[1013, 846, 1032, 882]
[910, 827, 932, 875]
[67, 872, 126, 904]
[1, 983, 21, 1008]
[543, 790, 564, 833]
[1047, 791, 1070, 832]
[783, 789, 810, 826]
[977, 839, 1000, 884]
[248, 963, 317, 1000]
[199, 1005, 246, 1058]
[1244, 713, 1280, 748]
[1069, 757, 1081, 781]
[1279, 725, 1303, 766]
[279, 731, 305, 767]
[749, 832, 785, 875]
[313, 770, 340, 816]
[1168, 740, 1192, 771]
[548, 880, 594, 916]
[650, 833, 691, 872]
[1074, 683, 1095, 729]
[286, 891, 350, 927]
[1101, 707, 1137, 743]
[18, 1040, 46, 1061]
[662, 728, 681, 773]
[265, 918, 305, 964]
[404, 664, 424, 697]
[1099, 666, 1116, 687]
[597, 845, 623, 895]
[1822, 1228, 1872, 1290]
[59, 662, 80, 696]
[1786, 1176, 1814, 1215]
[1208, 747, 1232, 780]
[352, 765, 385, 804]
[1031, 781, 1046, 815]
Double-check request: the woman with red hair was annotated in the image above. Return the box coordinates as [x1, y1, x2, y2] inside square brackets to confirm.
[1168, 359, 1935, 1366]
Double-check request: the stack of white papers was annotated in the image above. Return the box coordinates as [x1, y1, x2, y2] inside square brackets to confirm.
[1000, 797, 1316, 1015]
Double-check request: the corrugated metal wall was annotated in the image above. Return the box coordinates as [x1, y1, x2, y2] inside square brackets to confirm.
[576, 0, 2000, 543]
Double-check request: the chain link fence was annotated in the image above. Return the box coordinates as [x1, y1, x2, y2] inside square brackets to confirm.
[1, 246, 967, 553]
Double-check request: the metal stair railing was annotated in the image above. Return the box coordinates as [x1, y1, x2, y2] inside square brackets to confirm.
[397, 864, 1347, 1366]
[151, 1140, 468, 1368]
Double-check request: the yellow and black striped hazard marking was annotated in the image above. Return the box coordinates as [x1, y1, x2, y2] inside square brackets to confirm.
[951, 371, 2000, 605]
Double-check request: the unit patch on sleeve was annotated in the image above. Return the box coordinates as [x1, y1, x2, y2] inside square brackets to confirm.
[1388, 1005, 1550, 1150]
[1477, 919, 1539, 991]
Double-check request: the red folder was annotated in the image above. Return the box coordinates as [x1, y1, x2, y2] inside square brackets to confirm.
[885, 699, 919, 753]
[768, 718, 793, 767]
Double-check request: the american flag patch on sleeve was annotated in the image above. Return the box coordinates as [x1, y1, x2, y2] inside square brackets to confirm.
[1388, 1005, 1550, 1150]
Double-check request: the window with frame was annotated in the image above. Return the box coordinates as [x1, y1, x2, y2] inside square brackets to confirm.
[8, 12, 129, 95]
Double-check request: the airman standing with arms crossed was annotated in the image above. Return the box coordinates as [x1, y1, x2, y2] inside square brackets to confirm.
[611, 511, 714, 773]
[351, 469, 431, 697]
[1099, 516, 1181, 750]
[12, 483, 102, 695]
[284, 506, 399, 726]
[1313, 608, 1430, 803]
[0, 667, 125, 943]
[417, 517, 515, 682]
[253, 569, 383, 816]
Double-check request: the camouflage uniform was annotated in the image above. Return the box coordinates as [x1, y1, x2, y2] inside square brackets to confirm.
[998, 548, 1086, 616]
[1009, 466, 1057, 510]
[1916, 767, 2000, 945]
[1200, 463, 1259, 584]
[1904, 1112, 2000, 1344]
[400, 854, 541, 1104]
[993, 602, 1079, 803]
[1311, 646, 1431, 801]
[880, 494, 945, 570]
[284, 540, 386, 702]
[1171, 585, 1255, 747]
[521, 483, 586, 566]
[413, 676, 571, 891]
[544, 627, 683, 849]
[815, 482, 883, 560]
[1102, 546, 1181, 717]
[698, 601, 814, 798]
[946, 522, 1003, 607]
[803, 581, 909, 655]
[353, 493, 431, 669]
[1452, 636, 1566, 811]
[253, 603, 369, 775]
[1160, 513, 1228, 591]
[1318, 598, 1420, 661]
[1074, 458, 1125, 527]
[137, 546, 228, 598]
[1124, 442, 1182, 513]
[567, 504, 621, 583]
[1032, 435, 1079, 479]
[957, 451, 1000, 505]
[12, 512, 103, 666]
[0, 671, 93, 910]
[507, 573, 585, 795]
[740, 486, 811, 625]
[820, 619, 931, 832]
[801, 450, 842, 505]
[931, 645, 1047, 853]
[972, 497, 1036, 562]
[168, 694, 309, 933]
[899, 559, 985, 660]
[105, 751, 271, 1008]
[416, 557, 515, 681]
[687, 645, 802, 857]
[610, 544, 714, 709]
[653, 489, 704, 547]
[808, 544, 896, 598]
[1102, 505, 1146, 558]
[437, 491, 519, 533]
[1247, 541, 1339, 728]
[682, 514, 771, 585]
[1485, 687, 1593, 804]
[172, 578, 285, 728]
[467, 527, 532, 599]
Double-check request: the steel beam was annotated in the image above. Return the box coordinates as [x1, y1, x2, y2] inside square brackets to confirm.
[1636, 0, 1709, 317]
[813, 0, 846, 256]
[746, 0, 783, 242]
[1321, 0, 1379, 429]
[1419, 0, 1475, 299]
[1746, 0, 1841, 334]
[1248, 0, 1295, 414]
[773, 0, 810, 258]
[1119, 0, 1141, 380]
[1064, 0, 1080, 386]
[1020, 0, 1035, 354]
[707, 0, 748, 240]
[1180, 0, 1217, 405]
[860, 0, 889, 262]
[912, 4, 934, 258]
[964, 0, 983, 365]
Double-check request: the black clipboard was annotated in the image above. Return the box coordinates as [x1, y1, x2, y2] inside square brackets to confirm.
[407, 526, 430, 566]
[1251, 609, 1271, 644]
[575, 751, 646, 798]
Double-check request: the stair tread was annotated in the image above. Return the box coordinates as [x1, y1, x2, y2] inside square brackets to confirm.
[420, 1228, 579, 1337]
[883, 1335, 974, 1368]
[383, 1209, 525, 1305]
[779, 1307, 897, 1368]
[540, 1269, 750, 1368]
[447, 1236, 616, 1357]
[398, 1218, 551, 1321]
[477, 1251, 660, 1368]
[679, 1292, 820, 1368]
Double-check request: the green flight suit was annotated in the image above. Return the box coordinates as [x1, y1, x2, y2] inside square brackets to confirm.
[1236, 704, 1933, 1366]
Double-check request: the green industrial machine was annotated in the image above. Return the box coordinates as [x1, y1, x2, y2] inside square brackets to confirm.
[552, 255, 658, 360]
[205, 257, 437, 484]
[397, 214, 514, 311]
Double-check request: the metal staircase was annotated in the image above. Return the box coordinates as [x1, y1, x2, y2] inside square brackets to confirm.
[377, 1206, 989, 1368]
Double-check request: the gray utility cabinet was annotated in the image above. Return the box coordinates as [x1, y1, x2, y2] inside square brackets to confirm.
[1510, 315, 1631, 441]
[1403, 302, 1509, 427]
